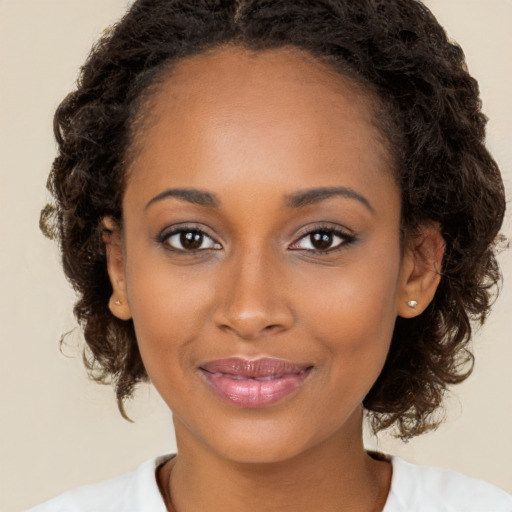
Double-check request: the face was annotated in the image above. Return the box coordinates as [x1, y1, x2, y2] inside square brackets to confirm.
[106, 47, 435, 464]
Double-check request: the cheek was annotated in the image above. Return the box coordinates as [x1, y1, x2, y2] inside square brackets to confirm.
[124, 254, 217, 364]
[124, 266, 214, 408]
[314, 271, 398, 340]
[310, 240, 399, 305]
[301, 244, 401, 375]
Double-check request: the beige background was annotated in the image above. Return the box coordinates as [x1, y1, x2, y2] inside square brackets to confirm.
[0, 1, 510, 510]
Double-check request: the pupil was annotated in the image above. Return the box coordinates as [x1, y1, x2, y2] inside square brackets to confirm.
[180, 231, 203, 250]
[311, 231, 333, 250]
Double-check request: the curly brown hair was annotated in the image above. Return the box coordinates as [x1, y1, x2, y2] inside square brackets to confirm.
[41, 0, 506, 439]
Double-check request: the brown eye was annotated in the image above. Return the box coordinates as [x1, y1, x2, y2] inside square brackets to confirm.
[163, 228, 221, 251]
[181, 231, 203, 250]
[310, 231, 334, 250]
[290, 227, 355, 253]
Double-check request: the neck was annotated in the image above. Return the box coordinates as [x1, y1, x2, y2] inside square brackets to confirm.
[161, 409, 392, 512]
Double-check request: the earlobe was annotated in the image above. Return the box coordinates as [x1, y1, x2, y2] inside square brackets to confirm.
[108, 296, 132, 321]
[102, 217, 132, 321]
[397, 224, 445, 319]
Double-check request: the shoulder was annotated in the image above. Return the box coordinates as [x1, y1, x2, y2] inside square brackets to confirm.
[384, 456, 512, 512]
[27, 456, 171, 512]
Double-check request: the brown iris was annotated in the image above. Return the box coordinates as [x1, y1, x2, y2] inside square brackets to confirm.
[311, 231, 334, 250]
[180, 231, 203, 250]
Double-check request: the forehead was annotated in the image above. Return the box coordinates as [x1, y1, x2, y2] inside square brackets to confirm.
[159, 45, 367, 106]
[126, 46, 396, 206]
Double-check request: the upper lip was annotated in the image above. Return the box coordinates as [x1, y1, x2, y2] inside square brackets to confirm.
[200, 358, 312, 378]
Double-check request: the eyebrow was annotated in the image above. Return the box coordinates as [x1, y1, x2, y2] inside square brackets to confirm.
[284, 186, 375, 214]
[144, 185, 374, 213]
[145, 188, 221, 210]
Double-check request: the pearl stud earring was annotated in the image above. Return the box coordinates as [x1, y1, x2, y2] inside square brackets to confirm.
[407, 300, 418, 308]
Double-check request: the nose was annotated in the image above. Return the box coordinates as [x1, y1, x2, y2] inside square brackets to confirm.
[213, 248, 295, 340]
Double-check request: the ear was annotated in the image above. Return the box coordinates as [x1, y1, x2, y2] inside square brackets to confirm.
[102, 217, 132, 321]
[396, 224, 445, 318]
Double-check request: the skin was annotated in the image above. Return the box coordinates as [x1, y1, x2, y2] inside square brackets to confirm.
[104, 46, 444, 512]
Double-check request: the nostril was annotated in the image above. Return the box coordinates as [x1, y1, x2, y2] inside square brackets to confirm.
[212, 274, 295, 338]
[215, 318, 290, 341]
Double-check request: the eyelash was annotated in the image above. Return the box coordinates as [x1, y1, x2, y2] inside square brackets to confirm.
[289, 225, 356, 254]
[158, 226, 221, 252]
[157, 225, 356, 254]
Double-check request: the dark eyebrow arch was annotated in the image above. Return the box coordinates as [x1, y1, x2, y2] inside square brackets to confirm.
[145, 188, 221, 210]
[284, 186, 375, 214]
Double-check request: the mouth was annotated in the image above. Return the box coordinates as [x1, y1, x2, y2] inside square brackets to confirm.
[199, 358, 313, 408]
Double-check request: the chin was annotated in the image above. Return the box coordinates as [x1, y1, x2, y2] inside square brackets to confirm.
[175, 411, 349, 466]
[210, 434, 312, 465]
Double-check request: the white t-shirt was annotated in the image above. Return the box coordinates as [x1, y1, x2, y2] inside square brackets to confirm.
[29, 455, 512, 512]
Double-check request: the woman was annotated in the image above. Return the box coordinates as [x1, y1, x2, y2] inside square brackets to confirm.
[30, 0, 511, 510]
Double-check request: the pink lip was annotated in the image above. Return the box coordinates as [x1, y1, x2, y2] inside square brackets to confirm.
[199, 358, 313, 408]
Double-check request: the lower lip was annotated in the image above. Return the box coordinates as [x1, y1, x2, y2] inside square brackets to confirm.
[200, 369, 311, 408]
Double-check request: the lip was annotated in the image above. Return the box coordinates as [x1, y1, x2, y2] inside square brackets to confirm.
[199, 358, 313, 408]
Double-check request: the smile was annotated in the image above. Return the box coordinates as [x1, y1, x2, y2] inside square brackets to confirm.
[199, 358, 313, 408]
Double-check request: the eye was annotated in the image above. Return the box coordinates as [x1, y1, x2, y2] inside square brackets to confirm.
[160, 228, 222, 252]
[290, 227, 355, 253]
